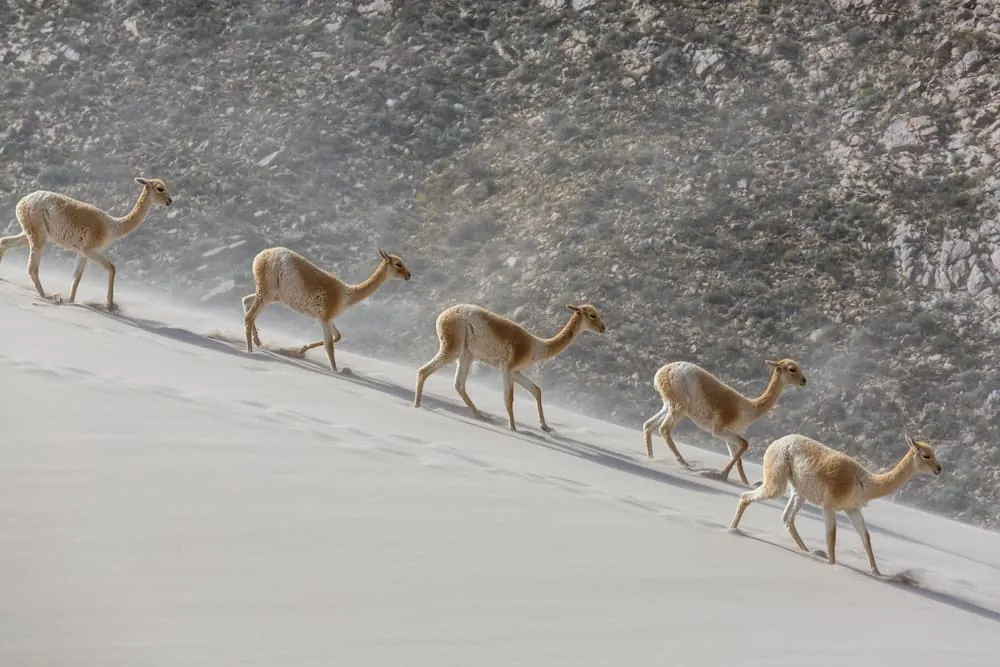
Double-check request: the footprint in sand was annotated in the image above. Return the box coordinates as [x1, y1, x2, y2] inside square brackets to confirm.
[617, 496, 663, 513]
[884, 569, 920, 585]
[688, 516, 725, 530]
[544, 475, 590, 489]
[327, 425, 372, 439]
[390, 433, 426, 445]
[59, 366, 94, 380]
[17, 364, 64, 380]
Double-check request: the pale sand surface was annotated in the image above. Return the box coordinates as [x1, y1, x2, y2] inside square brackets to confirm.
[2, 265, 999, 666]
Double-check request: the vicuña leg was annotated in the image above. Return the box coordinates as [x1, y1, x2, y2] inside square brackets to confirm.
[243, 295, 267, 353]
[241, 293, 263, 347]
[512, 371, 549, 431]
[0, 231, 30, 268]
[846, 508, 880, 575]
[297, 323, 343, 357]
[453, 351, 484, 419]
[26, 237, 53, 301]
[68, 254, 88, 303]
[657, 410, 689, 467]
[731, 483, 769, 529]
[642, 404, 667, 459]
[413, 326, 463, 409]
[781, 492, 809, 552]
[413, 353, 452, 408]
[730, 457, 789, 530]
[823, 506, 838, 566]
[502, 369, 517, 432]
[84, 249, 116, 310]
[717, 432, 750, 485]
[320, 319, 338, 372]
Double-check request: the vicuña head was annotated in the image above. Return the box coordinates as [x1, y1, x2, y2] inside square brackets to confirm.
[905, 432, 942, 476]
[135, 177, 173, 207]
[764, 358, 806, 388]
[567, 303, 606, 334]
[378, 247, 411, 281]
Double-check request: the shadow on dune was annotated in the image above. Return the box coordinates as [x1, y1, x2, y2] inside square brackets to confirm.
[787, 502, 1000, 572]
[65, 302, 267, 362]
[534, 430, 731, 498]
[70, 303, 731, 499]
[746, 471, 1000, 573]
[68, 305, 1000, 555]
[732, 528, 1000, 624]
[61, 303, 1000, 620]
[255, 340, 730, 499]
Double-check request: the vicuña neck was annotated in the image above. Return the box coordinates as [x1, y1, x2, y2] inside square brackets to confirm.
[868, 449, 917, 499]
[345, 261, 389, 306]
[748, 369, 786, 421]
[536, 312, 583, 361]
[111, 187, 154, 240]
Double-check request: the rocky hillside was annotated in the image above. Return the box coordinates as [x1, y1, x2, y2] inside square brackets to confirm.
[2, 0, 998, 526]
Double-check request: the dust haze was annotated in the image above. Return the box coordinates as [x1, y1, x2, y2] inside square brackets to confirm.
[2, 1, 998, 527]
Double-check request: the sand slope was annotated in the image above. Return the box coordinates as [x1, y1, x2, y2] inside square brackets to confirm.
[1, 265, 999, 666]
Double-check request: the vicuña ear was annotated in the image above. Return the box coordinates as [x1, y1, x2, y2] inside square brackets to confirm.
[764, 359, 779, 368]
[904, 432, 917, 449]
[135, 177, 150, 186]
[567, 304, 581, 313]
[378, 248, 389, 260]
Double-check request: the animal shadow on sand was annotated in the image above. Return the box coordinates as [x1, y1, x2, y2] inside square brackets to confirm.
[56, 305, 1000, 610]
[259, 342, 728, 499]
[66, 308, 730, 499]
[729, 527, 1000, 624]
[534, 429, 728, 498]
[745, 482, 1000, 574]
[423, 407, 730, 499]
[63, 301, 272, 363]
[790, 502, 1000, 572]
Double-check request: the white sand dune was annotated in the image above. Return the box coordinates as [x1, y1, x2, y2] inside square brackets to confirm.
[2, 263, 1000, 666]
